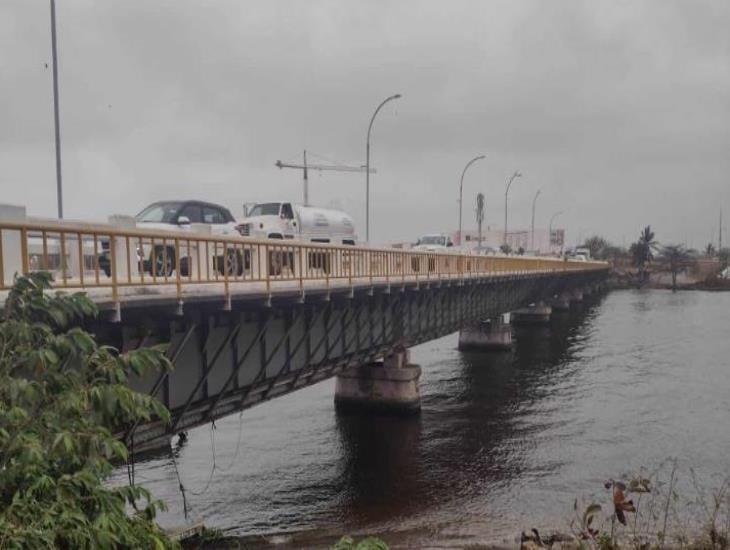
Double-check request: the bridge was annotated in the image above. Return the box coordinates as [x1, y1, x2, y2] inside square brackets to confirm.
[0, 204, 608, 450]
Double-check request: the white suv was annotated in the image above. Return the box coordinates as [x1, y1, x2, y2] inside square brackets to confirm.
[100, 200, 241, 277]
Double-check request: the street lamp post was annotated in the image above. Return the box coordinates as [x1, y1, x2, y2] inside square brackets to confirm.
[530, 188, 541, 252]
[549, 210, 564, 255]
[50, 0, 63, 218]
[457, 154, 486, 246]
[366, 93, 401, 243]
[503, 171, 522, 246]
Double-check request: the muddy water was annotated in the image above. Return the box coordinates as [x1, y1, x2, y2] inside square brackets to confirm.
[114, 290, 730, 547]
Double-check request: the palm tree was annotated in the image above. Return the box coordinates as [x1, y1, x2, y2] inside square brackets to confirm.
[661, 244, 690, 291]
[632, 225, 657, 283]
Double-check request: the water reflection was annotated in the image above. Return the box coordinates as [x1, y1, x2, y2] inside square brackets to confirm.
[329, 295, 607, 533]
[114, 291, 730, 546]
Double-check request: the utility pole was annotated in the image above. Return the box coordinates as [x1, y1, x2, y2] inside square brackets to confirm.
[50, 0, 63, 218]
[476, 193, 485, 253]
[457, 154, 486, 246]
[275, 151, 374, 206]
[366, 93, 401, 243]
[503, 171, 522, 246]
[720, 208, 723, 252]
[549, 210, 564, 255]
[531, 188, 541, 252]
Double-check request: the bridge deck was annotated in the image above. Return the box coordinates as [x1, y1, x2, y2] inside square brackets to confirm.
[0, 216, 606, 315]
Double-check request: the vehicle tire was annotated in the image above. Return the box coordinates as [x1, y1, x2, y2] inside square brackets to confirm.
[151, 246, 175, 277]
[180, 257, 191, 277]
[219, 249, 243, 276]
[269, 251, 283, 276]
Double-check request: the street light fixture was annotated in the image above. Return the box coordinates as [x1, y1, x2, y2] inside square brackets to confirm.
[365, 93, 401, 243]
[457, 154, 486, 246]
[503, 171, 522, 246]
[50, 0, 63, 218]
[549, 210, 564, 254]
[531, 188, 542, 252]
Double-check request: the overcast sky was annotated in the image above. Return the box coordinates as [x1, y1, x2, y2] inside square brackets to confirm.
[1, 0, 729, 247]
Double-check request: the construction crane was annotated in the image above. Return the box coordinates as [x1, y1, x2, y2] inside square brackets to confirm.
[275, 150, 375, 206]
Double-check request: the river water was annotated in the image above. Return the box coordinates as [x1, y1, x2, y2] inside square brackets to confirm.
[114, 290, 730, 547]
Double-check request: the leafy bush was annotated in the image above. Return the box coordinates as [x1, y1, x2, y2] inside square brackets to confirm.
[0, 273, 176, 549]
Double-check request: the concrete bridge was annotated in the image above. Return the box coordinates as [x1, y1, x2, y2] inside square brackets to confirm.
[0, 205, 608, 449]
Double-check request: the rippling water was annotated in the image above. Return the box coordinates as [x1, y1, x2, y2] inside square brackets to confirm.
[112, 290, 730, 547]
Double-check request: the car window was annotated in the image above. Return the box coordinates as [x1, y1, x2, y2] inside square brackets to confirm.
[136, 202, 183, 223]
[179, 205, 202, 223]
[248, 203, 281, 217]
[281, 203, 294, 219]
[202, 206, 226, 224]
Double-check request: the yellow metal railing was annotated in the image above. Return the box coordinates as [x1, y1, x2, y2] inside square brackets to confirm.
[0, 219, 608, 304]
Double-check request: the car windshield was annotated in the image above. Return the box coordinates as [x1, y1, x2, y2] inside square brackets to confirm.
[420, 236, 446, 245]
[136, 202, 183, 223]
[248, 203, 281, 217]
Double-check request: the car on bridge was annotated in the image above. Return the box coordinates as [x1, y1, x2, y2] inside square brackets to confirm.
[99, 200, 241, 277]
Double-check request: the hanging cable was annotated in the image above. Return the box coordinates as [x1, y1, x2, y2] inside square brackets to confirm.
[169, 450, 190, 520]
[217, 410, 246, 473]
[188, 421, 217, 496]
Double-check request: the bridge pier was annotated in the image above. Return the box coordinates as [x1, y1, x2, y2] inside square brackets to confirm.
[334, 349, 421, 414]
[458, 317, 512, 351]
[511, 302, 552, 325]
[550, 293, 571, 311]
[569, 288, 584, 303]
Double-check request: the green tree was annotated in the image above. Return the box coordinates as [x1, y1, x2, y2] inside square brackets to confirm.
[630, 225, 657, 283]
[719, 247, 730, 269]
[0, 273, 176, 549]
[582, 235, 609, 260]
[705, 242, 716, 257]
[499, 243, 512, 255]
[661, 244, 691, 291]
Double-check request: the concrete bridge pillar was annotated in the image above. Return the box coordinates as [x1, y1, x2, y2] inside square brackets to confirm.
[334, 348, 421, 414]
[458, 317, 512, 351]
[511, 302, 552, 325]
[569, 288, 584, 303]
[550, 292, 571, 312]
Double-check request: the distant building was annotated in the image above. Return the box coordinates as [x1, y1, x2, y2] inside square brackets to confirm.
[455, 227, 565, 255]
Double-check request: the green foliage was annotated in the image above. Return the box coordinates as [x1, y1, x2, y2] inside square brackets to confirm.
[333, 536, 389, 550]
[719, 248, 730, 269]
[632, 225, 657, 268]
[500, 243, 512, 255]
[661, 244, 691, 290]
[0, 273, 176, 549]
[583, 235, 609, 260]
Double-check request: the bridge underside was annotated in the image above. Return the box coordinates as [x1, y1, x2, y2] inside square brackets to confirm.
[95, 270, 606, 449]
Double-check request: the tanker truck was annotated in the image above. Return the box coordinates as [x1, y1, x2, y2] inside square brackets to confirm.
[236, 201, 356, 245]
[235, 201, 357, 274]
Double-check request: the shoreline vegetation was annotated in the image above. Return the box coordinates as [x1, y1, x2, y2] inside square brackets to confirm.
[576, 226, 728, 293]
[181, 463, 729, 550]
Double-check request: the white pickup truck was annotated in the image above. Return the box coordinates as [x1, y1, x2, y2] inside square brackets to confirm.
[413, 233, 455, 251]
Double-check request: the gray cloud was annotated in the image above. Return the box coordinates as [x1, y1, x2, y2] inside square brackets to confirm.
[1, 0, 728, 248]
